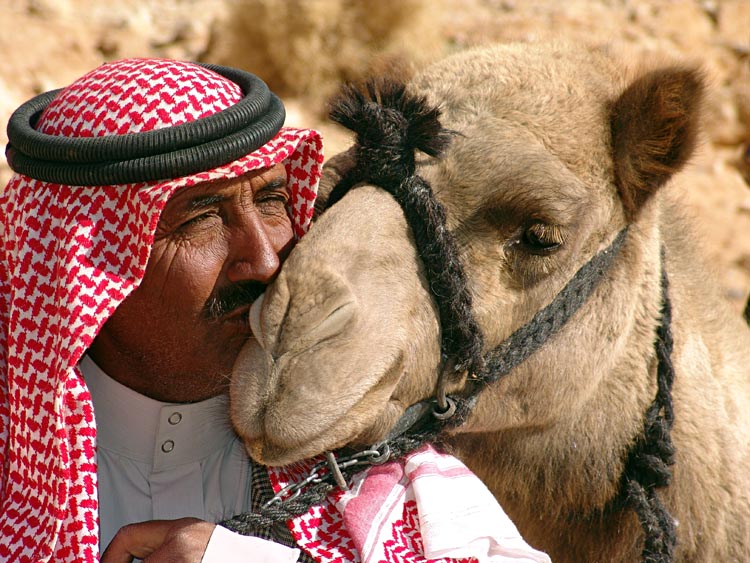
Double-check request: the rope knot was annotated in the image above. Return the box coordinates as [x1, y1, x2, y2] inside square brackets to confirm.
[329, 79, 452, 192]
[355, 103, 413, 187]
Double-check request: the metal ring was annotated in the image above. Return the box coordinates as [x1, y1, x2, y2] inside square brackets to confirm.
[368, 443, 391, 465]
[432, 396, 457, 420]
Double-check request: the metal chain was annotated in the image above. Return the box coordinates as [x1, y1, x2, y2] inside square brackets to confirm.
[263, 443, 392, 509]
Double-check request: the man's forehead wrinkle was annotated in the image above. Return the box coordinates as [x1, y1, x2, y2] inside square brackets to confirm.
[237, 178, 256, 210]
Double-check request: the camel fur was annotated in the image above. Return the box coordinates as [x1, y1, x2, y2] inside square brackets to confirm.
[230, 42, 750, 562]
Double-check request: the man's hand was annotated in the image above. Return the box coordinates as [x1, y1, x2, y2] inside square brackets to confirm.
[101, 518, 216, 563]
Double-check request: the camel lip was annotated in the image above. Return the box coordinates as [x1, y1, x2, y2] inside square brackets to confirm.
[241, 435, 309, 467]
[243, 435, 324, 467]
[241, 437, 266, 464]
[251, 352, 408, 465]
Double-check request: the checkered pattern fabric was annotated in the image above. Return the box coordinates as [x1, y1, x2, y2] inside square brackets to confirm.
[249, 462, 318, 563]
[0, 58, 322, 562]
[267, 454, 477, 563]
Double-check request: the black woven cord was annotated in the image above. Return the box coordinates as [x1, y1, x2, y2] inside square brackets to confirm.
[221, 479, 336, 534]
[7, 65, 272, 163]
[324, 79, 451, 211]
[325, 79, 483, 375]
[220, 423, 450, 535]
[5, 64, 285, 186]
[392, 175, 485, 373]
[618, 259, 677, 563]
[218, 465, 318, 563]
[478, 227, 629, 385]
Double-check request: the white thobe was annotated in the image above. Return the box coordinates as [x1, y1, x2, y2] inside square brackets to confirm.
[79, 355, 299, 562]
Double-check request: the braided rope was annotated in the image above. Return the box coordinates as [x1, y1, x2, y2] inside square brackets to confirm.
[619, 261, 677, 562]
[325, 80, 484, 376]
[479, 228, 629, 384]
[221, 429, 443, 534]
[221, 466, 318, 562]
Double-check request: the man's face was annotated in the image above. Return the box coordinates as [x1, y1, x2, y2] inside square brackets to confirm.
[89, 163, 294, 402]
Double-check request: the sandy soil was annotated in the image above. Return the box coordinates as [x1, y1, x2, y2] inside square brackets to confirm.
[1, 0, 748, 311]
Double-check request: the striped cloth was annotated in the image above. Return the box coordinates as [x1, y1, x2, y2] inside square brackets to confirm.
[263, 445, 552, 563]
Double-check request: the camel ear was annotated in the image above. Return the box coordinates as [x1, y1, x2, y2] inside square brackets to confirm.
[610, 66, 704, 220]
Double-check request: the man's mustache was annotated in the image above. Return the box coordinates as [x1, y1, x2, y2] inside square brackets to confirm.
[202, 281, 267, 321]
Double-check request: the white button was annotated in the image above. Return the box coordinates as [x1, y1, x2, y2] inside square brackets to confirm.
[161, 440, 175, 453]
[168, 412, 182, 425]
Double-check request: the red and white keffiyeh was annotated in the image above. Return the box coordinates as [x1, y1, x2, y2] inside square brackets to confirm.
[0, 58, 322, 562]
[269, 445, 551, 563]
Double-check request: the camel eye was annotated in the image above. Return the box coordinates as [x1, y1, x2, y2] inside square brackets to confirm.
[521, 222, 565, 255]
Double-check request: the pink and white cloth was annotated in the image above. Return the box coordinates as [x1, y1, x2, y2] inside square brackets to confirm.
[270, 445, 551, 563]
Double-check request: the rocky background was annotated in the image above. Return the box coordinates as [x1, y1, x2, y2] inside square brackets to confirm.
[2, 0, 749, 311]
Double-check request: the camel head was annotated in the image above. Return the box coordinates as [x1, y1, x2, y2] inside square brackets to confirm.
[229, 42, 704, 467]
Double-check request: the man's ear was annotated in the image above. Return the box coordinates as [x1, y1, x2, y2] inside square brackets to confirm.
[610, 66, 705, 220]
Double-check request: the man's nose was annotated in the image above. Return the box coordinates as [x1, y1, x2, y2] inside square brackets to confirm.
[226, 214, 286, 284]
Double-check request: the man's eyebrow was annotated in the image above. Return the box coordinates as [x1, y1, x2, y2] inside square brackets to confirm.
[181, 175, 286, 211]
[185, 193, 228, 211]
[258, 177, 287, 192]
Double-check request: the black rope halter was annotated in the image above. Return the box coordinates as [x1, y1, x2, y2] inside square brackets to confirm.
[5, 64, 285, 186]
[221, 79, 677, 562]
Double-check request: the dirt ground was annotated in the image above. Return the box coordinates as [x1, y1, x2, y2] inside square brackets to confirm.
[1, 0, 749, 311]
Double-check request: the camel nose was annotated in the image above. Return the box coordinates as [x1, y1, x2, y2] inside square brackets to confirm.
[249, 263, 357, 357]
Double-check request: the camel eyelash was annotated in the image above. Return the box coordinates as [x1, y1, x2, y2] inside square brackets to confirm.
[525, 222, 566, 246]
[511, 220, 567, 254]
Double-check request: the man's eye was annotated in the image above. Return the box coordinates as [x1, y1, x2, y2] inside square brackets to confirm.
[257, 192, 289, 204]
[256, 177, 291, 206]
[180, 212, 218, 230]
[256, 192, 290, 213]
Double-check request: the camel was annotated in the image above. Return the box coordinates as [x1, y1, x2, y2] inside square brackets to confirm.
[229, 42, 750, 562]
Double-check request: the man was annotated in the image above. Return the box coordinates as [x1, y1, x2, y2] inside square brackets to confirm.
[0, 57, 322, 562]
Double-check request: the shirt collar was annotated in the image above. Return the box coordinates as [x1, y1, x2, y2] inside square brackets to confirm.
[80, 354, 239, 471]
